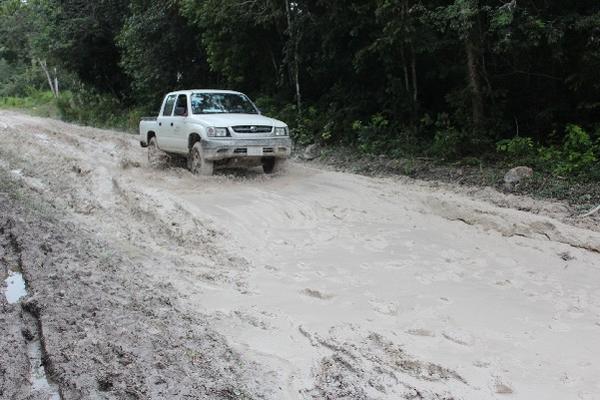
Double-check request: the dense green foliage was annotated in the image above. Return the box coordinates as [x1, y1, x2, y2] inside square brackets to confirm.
[1, 0, 599, 176]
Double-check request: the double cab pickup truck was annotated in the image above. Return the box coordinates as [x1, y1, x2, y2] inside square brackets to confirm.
[139, 90, 292, 175]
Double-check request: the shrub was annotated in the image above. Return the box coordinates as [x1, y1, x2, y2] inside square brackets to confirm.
[552, 124, 597, 176]
[56, 87, 130, 130]
[495, 125, 599, 179]
[422, 112, 472, 160]
[430, 128, 470, 160]
[496, 136, 535, 160]
[353, 113, 392, 154]
[295, 106, 330, 145]
[254, 96, 337, 146]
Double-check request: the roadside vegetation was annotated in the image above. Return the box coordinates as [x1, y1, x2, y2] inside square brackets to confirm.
[0, 0, 599, 203]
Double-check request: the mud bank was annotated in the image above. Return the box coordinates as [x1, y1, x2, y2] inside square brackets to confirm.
[0, 297, 30, 399]
[0, 182, 276, 399]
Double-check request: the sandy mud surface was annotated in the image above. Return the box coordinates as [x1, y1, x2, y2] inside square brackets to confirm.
[0, 110, 599, 399]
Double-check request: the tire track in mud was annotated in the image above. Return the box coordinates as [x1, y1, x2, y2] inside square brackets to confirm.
[0, 110, 251, 292]
[0, 219, 34, 400]
[1, 218, 61, 400]
[299, 326, 470, 400]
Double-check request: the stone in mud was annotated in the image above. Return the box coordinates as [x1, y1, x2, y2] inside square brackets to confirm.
[503, 166, 533, 190]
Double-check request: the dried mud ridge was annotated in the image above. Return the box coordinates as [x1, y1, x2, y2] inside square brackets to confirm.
[422, 196, 600, 254]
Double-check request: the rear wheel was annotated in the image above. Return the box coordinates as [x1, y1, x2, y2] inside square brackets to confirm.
[188, 142, 214, 176]
[262, 158, 286, 174]
[148, 137, 168, 168]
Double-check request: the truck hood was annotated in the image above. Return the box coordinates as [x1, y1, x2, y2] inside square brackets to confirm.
[190, 114, 284, 127]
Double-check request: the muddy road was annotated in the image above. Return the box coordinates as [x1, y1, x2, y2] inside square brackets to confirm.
[1, 110, 599, 400]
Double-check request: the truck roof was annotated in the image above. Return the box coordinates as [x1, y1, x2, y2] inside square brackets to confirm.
[165, 89, 244, 96]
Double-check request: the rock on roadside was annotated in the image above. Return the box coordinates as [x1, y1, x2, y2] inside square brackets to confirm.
[302, 143, 321, 160]
[504, 166, 533, 190]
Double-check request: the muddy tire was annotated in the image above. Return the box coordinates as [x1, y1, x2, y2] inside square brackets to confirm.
[262, 158, 286, 174]
[188, 142, 214, 176]
[148, 137, 168, 169]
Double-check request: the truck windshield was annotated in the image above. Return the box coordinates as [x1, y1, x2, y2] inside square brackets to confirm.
[191, 93, 259, 115]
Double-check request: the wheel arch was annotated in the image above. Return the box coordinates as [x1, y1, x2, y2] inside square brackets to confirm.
[147, 130, 156, 144]
[188, 132, 201, 150]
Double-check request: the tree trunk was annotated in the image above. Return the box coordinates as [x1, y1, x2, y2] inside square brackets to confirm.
[53, 67, 59, 96]
[400, 44, 410, 94]
[39, 59, 57, 97]
[410, 44, 418, 105]
[284, 0, 301, 113]
[410, 44, 419, 127]
[465, 34, 484, 136]
[293, 52, 301, 111]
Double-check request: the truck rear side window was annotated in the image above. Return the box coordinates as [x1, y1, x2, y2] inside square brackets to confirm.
[174, 95, 188, 116]
[162, 95, 176, 116]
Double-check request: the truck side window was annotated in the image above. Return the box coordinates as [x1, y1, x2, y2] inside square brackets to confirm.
[162, 95, 177, 116]
[174, 95, 188, 117]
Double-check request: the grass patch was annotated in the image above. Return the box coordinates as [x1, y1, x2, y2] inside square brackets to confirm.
[0, 90, 144, 133]
[55, 90, 143, 133]
[0, 90, 58, 118]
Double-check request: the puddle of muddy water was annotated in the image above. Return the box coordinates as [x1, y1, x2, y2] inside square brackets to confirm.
[3, 270, 61, 399]
[28, 339, 61, 399]
[4, 270, 27, 304]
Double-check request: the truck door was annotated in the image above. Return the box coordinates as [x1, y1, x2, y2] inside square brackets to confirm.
[157, 94, 177, 151]
[171, 94, 189, 153]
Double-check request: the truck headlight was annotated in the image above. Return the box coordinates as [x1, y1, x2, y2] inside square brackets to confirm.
[275, 127, 288, 136]
[207, 127, 228, 137]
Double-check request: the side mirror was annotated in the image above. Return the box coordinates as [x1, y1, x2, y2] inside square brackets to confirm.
[174, 106, 187, 116]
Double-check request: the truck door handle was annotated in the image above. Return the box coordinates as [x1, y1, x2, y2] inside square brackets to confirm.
[170, 123, 174, 127]
[159, 122, 162, 126]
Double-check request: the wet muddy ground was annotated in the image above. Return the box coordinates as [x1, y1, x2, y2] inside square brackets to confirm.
[0, 193, 275, 399]
[1, 110, 599, 399]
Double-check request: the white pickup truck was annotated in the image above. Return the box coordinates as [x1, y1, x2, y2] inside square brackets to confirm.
[139, 90, 292, 175]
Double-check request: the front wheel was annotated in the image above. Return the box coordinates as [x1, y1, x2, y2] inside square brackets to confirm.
[188, 142, 214, 176]
[262, 158, 286, 174]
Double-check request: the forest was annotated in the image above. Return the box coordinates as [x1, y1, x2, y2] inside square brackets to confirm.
[1, 0, 599, 179]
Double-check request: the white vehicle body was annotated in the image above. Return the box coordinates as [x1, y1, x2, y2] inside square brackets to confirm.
[139, 90, 292, 174]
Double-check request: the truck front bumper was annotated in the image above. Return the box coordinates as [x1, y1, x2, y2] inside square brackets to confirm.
[201, 137, 292, 161]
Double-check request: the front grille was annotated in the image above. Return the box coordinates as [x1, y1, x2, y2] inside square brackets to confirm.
[232, 125, 273, 134]
[263, 147, 274, 153]
[233, 148, 247, 154]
